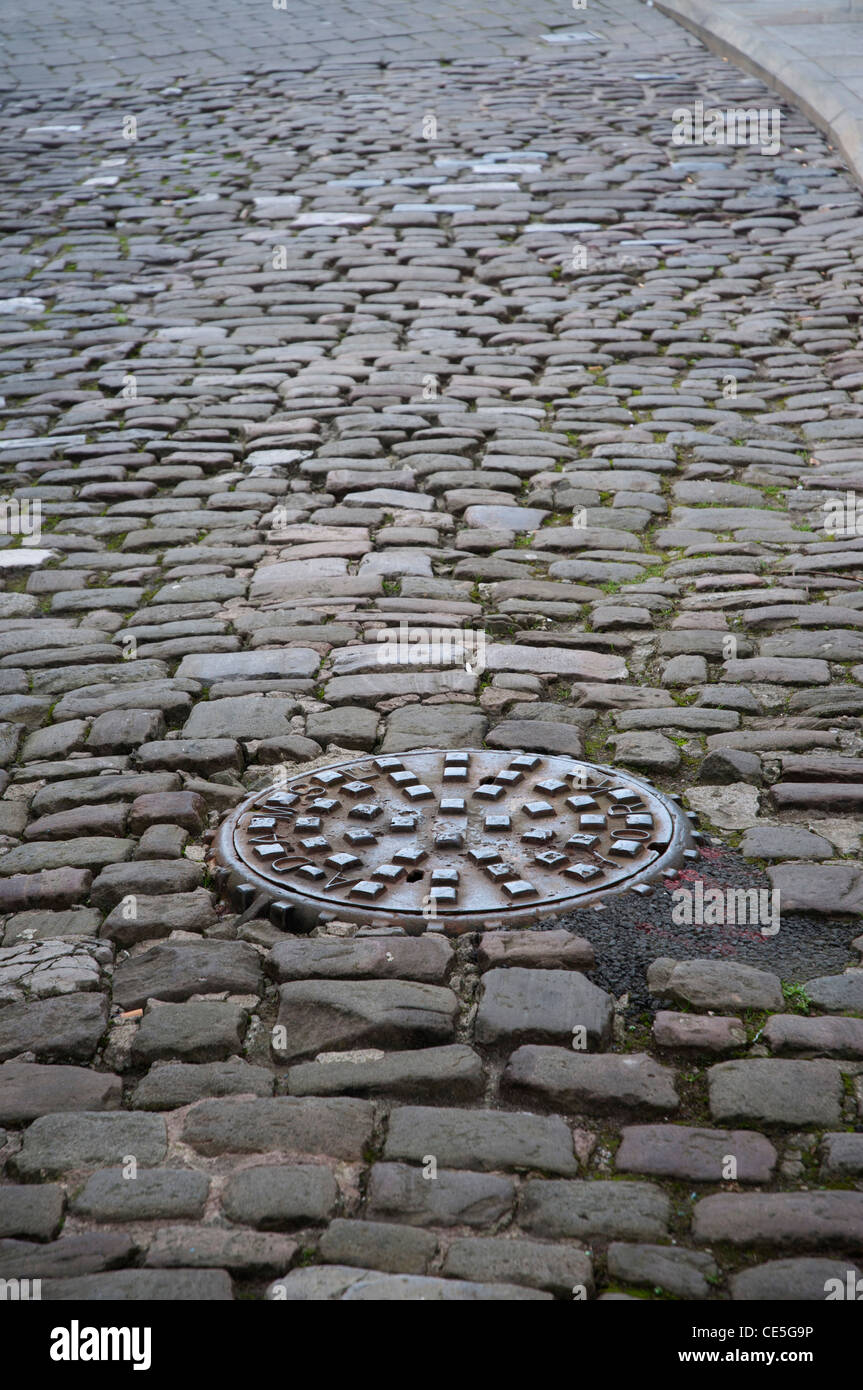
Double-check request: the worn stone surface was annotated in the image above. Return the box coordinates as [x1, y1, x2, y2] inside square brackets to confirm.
[0, 992, 108, 1062]
[268, 1267, 550, 1300]
[383, 1105, 578, 1175]
[503, 1048, 679, 1117]
[520, 1180, 670, 1242]
[98, 889, 219, 945]
[130, 1002, 249, 1065]
[182, 1098, 374, 1161]
[607, 1243, 718, 1299]
[763, 1013, 863, 1058]
[222, 1164, 338, 1230]
[476, 931, 594, 973]
[475, 969, 613, 1050]
[822, 1132, 863, 1177]
[707, 1059, 844, 1128]
[268, 936, 452, 984]
[652, 1012, 746, 1053]
[0, 1232, 135, 1279]
[616, 1125, 777, 1183]
[12, 1113, 167, 1178]
[72, 1168, 210, 1222]
[131, 1059, 273, 1109]
[0, 938, 106, 1003]
[43, 1270, 234, 1300]
[366, 1164, 515, 1229]
[730, 1258, 863, 1301]
[0, 1184, 65, 1240]
[144, 1226, 296, 1275]
[804, 970, 863, 1014]
[112, 941, 263, 1010]
[693, 1193, 863, 1249]
[285, 1045, 483, 1101]
[442, 1237, 593, 1297]
[0, 1062, 121, 1125]
[647, 958, 784, 1013]
[276, 980, 458, 1062]
[318, 1219, 436, 1276]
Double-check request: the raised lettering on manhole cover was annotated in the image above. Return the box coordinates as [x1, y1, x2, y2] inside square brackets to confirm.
[214, 749, 696, 933]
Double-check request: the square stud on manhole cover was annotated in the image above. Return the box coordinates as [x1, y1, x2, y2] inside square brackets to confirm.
[373, 863, 404, 882]
[495, 770, 523, 786]
[391, 769, 417, 787]
[350, 880, 386, 899]
[345, 829, 377, 845]
[436, 829, 465, 848]
[404, 783, 434, 801]
[503, 880, 537, 900]
[536, 779, 568, 796]
[474, 783, 505, 800]
[394, 846, 428, 865]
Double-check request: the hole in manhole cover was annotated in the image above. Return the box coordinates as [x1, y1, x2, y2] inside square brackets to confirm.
[213, 749, 698, 935]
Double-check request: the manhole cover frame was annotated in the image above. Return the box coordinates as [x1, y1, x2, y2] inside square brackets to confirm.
[213, 748, 697, 934]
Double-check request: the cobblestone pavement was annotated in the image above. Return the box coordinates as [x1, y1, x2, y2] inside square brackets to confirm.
[0, 0, 862, 1303]
[0, 0, 636, 88]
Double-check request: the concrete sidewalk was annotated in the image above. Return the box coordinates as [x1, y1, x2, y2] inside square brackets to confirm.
[657, 0, 863, 185]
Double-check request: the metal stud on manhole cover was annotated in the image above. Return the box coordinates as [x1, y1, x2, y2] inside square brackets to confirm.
[214, 749, 696, 935]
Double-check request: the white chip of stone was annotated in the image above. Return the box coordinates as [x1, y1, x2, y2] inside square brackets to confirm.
[435, 182, 520, 192]
[316, 1049, 386, 1065]
[540, 31, 601, 42]
[291, 212, 372, 227]
[327, 177, 385, 188]
[155, 326, 228, 343]
[245, 449, 309, 467]
[684, 783, 762, 831]
[393, 203, 475, 213]
[471, 163, 541, 175]
[0, 435, 82, 451]
[0, 549, 56, 568]
[251, 196, 302, 218]
[523, 223, 600, 233]
[0, 297, 45, 315]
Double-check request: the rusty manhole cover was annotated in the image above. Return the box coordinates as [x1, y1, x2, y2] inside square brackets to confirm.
[214, 749, 697, 934]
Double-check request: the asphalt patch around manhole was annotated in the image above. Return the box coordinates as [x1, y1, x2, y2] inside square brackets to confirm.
[548, 845, 858, 1011]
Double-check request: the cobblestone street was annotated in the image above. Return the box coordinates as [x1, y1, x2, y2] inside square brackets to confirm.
[0, 0, 862, 1307]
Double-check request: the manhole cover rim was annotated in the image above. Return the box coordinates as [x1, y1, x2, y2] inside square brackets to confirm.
[213, 748, 695, 933]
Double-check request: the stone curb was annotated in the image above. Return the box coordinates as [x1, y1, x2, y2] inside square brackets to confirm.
[655, 0, 863, 188]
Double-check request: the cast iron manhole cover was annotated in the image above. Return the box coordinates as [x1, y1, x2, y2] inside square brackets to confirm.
[214, 749, 697, 934]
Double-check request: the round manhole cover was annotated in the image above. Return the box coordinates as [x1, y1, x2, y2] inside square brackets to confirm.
[214, 749, 697, 934]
